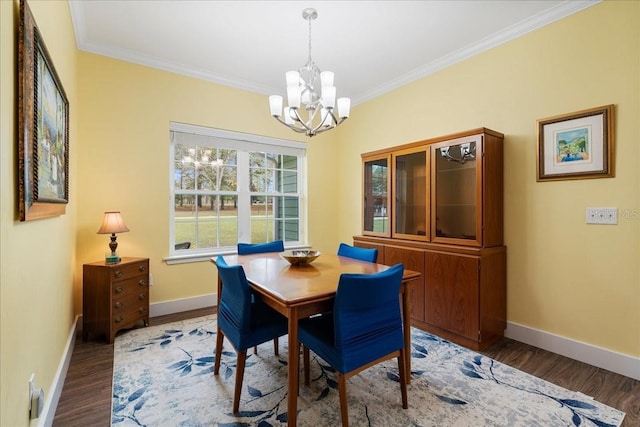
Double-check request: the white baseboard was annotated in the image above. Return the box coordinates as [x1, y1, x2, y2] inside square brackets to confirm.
[149, 293, 217, 317]
[35, 315, 79, 427]
[505, 321, 640, 381]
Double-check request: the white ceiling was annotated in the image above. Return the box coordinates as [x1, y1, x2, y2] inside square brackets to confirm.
[68, 0, 599, 105]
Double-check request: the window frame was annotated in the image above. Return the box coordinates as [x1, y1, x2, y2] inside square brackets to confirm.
[165, 122, 308, 264]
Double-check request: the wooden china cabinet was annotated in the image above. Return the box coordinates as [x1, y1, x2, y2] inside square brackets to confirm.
[355, 128, 506, 350]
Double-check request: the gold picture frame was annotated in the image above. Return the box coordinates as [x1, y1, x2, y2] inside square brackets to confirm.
[18, 0, 70, 221]
[536, 105, 614, 182]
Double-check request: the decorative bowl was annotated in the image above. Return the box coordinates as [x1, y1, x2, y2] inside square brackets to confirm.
[280, 250, 321, 266]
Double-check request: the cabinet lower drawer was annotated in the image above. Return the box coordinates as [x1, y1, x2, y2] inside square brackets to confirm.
[112, 306, 148, 327]
[113, 291, 148, 312]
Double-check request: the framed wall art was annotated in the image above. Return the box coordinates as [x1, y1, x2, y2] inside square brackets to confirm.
[18, 0, 69, 221]
[536, 105, 614, 182]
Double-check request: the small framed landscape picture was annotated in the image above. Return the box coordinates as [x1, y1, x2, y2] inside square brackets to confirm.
[536, 105, 614, 182]
[18, 0, 70, 221]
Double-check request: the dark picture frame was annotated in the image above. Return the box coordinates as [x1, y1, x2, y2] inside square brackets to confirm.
[18, 0, 69, 221]
[536, 105, 614, 182]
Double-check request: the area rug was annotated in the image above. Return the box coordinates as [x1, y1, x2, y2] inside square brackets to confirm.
[112, 315, 625, 426]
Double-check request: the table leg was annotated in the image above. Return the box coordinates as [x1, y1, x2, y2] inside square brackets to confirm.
[402, 280, 412, 384]
[287, 308, 299, 426]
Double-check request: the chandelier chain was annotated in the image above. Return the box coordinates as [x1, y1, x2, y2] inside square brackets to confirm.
[307, 16, 312, 63]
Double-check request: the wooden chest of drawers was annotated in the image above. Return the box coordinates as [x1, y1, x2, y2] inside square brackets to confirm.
[82, 257, 149, 343]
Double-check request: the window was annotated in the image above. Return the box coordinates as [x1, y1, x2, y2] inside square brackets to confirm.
[168, 123, 306, 262]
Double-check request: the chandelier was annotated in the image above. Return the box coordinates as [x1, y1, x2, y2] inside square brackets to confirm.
[269, 8, 350, 137]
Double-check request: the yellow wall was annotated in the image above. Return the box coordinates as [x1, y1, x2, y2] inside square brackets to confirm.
[0, 1, 78, 426]
[75, 53, 340, 309]
[338, 0, 640, 356]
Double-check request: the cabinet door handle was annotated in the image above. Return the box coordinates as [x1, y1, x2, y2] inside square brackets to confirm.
[115, 287, 123, 294]
[138, 279, 147, 286]
[114, 315, 123, 323]
[138, 294, 146, 301]
[114, 302, 123, 309]
[115, 271, 123, 278]
[139, 265, 146, 272]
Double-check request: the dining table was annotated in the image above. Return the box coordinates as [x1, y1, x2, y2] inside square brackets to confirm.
[213, 251, 421, 427]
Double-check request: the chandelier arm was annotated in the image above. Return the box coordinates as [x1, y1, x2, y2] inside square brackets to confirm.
[271, 115, 307, 133]
[311, 114, 349, 136]
[290, 108, 315, 133]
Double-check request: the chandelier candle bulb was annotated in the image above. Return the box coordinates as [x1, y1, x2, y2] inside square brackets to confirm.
[337, 97, 351, 119]
[283, 107, 294, 125]
[321, 108, 332, 127]
[322, 86, 336, 108]
[269, 95, 283, 117]
[287, 85, 301, 108]
[286, 71, 299, 87]
[321, 71, 334, 89]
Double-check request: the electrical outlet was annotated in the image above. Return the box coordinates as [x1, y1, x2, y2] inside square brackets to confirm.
[28, 374, 34, 400]
[586, 207, 618, 224]
[29, 374, 44, 419]
[149, 273, 154, 286]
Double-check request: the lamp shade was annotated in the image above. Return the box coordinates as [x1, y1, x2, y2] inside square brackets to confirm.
[97, 211, 130, 234]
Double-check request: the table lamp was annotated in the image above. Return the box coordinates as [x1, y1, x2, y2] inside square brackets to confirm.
[97, 211, 129, 264]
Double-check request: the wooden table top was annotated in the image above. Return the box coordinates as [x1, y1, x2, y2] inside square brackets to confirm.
[217, 252, 421, 307]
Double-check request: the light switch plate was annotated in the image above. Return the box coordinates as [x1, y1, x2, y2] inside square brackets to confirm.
[586, 207, 617, 224]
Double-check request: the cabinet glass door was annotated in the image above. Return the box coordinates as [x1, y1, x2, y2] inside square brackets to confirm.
[432, 136, 482, 245]
[363, 155, 390, 236]
[393, 147, 429, 241]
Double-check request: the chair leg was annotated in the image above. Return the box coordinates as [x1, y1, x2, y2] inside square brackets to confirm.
[398, 350, 408, 409]
[297, 343, 301, 397]
[233, 349, 247, 413]
[274, 337, 279, 356]
[303, 345, 310, 386]
[254, 345, 258, 354]
[337, 372, 349, 427]
[214, 328, 224, 375]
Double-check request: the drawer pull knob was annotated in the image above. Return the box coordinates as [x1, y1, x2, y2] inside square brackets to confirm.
[114, 315, 123, 323]
[139, 265, 146, 272]
[115, 287, 123, 294]
[114, 302, 123, 309]
[138, 307, 146, 314]
[115, 271, 123, 278]
[139, 294, 146, 300]
[139, 280, 147, 286]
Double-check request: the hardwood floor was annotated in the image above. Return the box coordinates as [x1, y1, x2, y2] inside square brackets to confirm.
[53, 307, 639, 426]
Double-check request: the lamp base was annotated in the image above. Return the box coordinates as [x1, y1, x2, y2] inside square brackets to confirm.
[105, 254, 121, 264]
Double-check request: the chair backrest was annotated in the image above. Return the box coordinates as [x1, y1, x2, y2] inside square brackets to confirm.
[215, 257, 252, 334]
[333, 263, 404, 353]
[237, 240, 285, 255]
[337, 242, 378, 263]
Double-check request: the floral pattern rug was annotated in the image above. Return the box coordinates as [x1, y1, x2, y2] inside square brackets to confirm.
[112, 315, 625, 426]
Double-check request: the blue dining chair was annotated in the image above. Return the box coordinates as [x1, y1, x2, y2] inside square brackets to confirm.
[237, 240, 285, 255]
[337, 242, 378, 263]
[299, 263, 408, 426]
[213, 257, 288, 413]
[236, 240, 285, 355]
